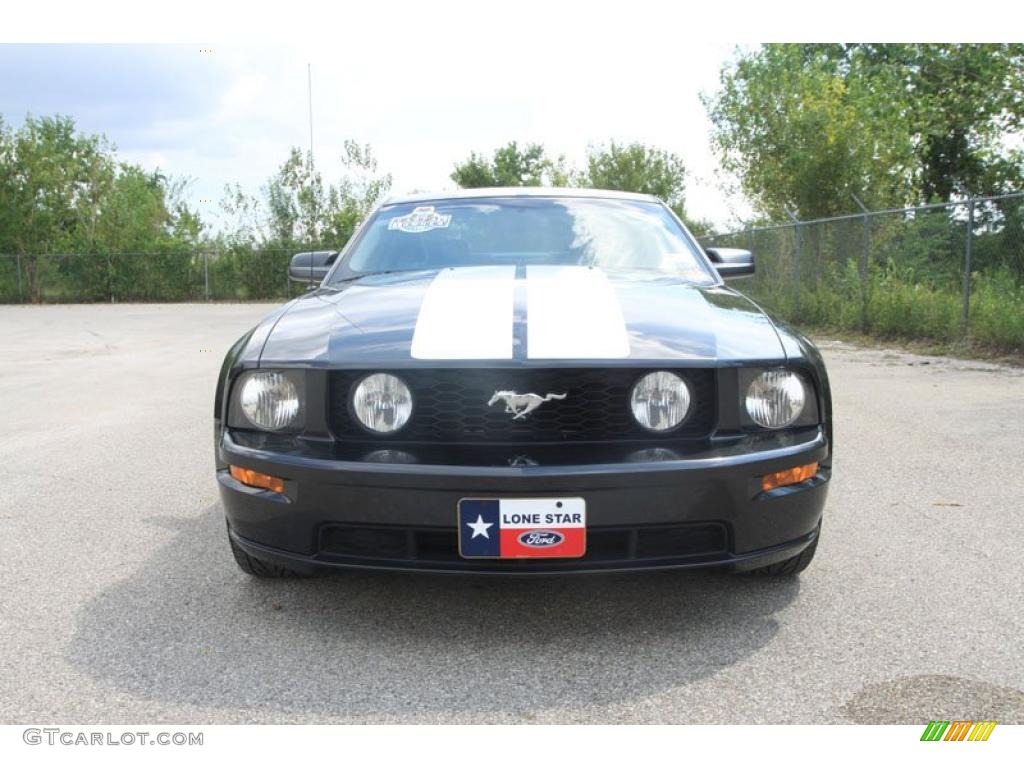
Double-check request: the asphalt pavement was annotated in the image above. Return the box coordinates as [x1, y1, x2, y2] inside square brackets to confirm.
[1, 303, 1022, 724]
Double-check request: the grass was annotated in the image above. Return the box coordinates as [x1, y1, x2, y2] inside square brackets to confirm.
[746, 261, 1024, 361]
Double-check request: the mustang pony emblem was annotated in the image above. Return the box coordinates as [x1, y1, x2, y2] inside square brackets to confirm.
[488, 391, 567, 420]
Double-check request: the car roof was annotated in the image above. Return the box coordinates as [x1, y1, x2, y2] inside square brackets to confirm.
[381, 187, 661, 206]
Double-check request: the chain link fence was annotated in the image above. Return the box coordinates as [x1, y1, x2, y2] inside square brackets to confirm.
[0, 247, 313, 304]
[3, 193, 1023, 350]
[700, 192, 1024, 350]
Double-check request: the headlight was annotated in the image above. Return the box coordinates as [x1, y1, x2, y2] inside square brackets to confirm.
[240, 371, 301, 431]
[745, 370, 806, 429]
[630, 371, 692, 432]
[352, 373, 413, 433]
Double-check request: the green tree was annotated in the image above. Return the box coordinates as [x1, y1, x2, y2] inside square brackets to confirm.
[705, 44, 1024, 219]
[853, 44, 1024, 200]
[0, 116, 109, 300]
[322, 140, 393, 246]
[451, 141, 568, 187]
[95, 167, 172, 252]
[217, 141, 391, 298]
[451, 140, 705, 229]
[705, 45, 916, 219]
[266, 147, 323, 245]
[0, 115, 204, 301]
[89, 167, 200, 300]
[165, 176, 205, 248]
[580, 141, 689, 213]
[222, 141, 391, 251]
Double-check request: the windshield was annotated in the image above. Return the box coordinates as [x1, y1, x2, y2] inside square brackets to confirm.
[334, 197, 716, 285]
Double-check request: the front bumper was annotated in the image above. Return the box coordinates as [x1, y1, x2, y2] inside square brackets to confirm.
[217, 427, 830, 575]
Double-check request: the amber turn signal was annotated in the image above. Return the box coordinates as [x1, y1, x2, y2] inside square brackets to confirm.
[229, 465, 285, 494]
[761, 462, 819, 492]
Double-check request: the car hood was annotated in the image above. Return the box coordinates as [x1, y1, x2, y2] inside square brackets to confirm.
[259, 266, 786, 366]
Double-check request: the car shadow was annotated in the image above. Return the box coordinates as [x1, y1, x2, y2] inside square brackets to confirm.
[69, 508, 801, 721]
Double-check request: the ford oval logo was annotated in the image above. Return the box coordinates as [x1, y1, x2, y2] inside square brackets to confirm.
[518, 530, 564, 548]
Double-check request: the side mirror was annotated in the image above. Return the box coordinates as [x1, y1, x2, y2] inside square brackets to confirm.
[705, 247, 755, 279]
[289, 250, 338, 284]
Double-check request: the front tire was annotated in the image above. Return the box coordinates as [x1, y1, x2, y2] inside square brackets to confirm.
[748, 524, 820, 577]
[228, 527, 312, 578]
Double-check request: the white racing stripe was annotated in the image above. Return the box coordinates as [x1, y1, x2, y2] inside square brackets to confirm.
[526, 266, 631, 359]
[411, 266, 517, 359]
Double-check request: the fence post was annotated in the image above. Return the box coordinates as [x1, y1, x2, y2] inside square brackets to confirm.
[961, 198, 975, 336]
[203, 250, 210, 301]
[16, 254, 24, 302]
[785, 208, 801, 317]
[851, 194, 871, 331]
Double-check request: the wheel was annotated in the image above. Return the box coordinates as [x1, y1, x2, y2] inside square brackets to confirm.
[228, 527, 312, 578]
[748, 523, 820, 577]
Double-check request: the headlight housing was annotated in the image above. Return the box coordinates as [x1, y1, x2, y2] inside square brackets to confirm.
[351, 373, 413, 434]
[745, 369, 806, 429]
[630, 371, 692, 432]
[239, 371, 302, 431]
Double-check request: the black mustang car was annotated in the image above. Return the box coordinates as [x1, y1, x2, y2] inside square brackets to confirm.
[215, 188, 831, 577]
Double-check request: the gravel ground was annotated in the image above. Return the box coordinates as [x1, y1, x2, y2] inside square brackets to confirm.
[0, 303, 1021, 724]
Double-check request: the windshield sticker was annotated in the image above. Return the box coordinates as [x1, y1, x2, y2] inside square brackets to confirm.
[387, 206, 452, 234]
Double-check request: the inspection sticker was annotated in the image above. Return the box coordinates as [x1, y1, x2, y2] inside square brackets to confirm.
[387, 206, 452, 233]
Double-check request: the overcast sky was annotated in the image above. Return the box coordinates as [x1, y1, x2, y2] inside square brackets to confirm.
[0, 41, 754, 232]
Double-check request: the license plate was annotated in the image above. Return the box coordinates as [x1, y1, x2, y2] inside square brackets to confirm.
[457, 498, 586, 559]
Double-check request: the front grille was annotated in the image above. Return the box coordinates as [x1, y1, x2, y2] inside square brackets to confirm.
[328, 368, 715, 443]
[318, 522, 729, 569]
